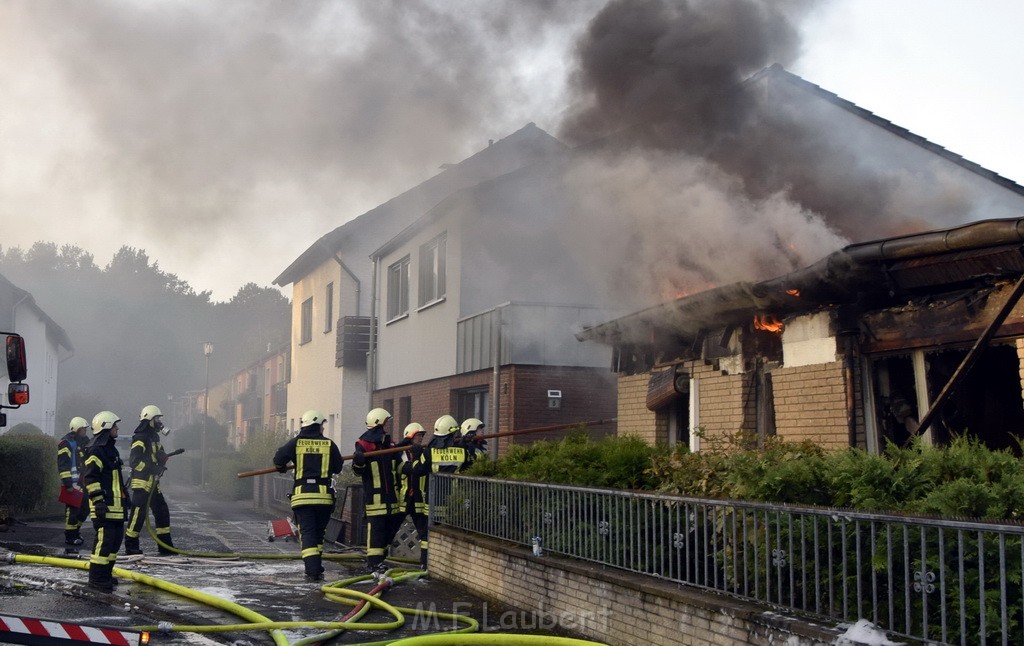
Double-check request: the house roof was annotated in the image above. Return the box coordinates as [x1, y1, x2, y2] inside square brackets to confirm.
[273, 123, 566, 286]
[578, 217, 1024, 346]
[751, 65, 1024, 198]
[0, 272, 74, 352]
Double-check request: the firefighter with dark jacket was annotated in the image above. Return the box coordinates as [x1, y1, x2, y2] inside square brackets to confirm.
[56, 416, 91, 547]
[455, 417, 487, 469]
[421, 415, 469, 474]
[125, 405, 175, 556]
[273, 409, 343, 581]
[81, 411, 128, 592]
[353, 408, 404, 573]
[397, 422, 428, 569]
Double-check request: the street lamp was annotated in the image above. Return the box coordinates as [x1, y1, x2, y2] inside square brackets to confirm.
[202, 341, 214, 489]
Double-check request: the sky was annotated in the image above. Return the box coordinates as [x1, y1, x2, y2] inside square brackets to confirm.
[1, 0, 1021, 302]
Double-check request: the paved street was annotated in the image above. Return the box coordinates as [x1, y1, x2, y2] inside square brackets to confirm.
[0, 481, 541, 645]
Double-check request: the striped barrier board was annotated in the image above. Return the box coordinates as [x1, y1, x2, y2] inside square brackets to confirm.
[0, 613, 147, 646]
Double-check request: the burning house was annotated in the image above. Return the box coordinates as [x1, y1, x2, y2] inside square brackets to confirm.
[578, 218, 1024, 454]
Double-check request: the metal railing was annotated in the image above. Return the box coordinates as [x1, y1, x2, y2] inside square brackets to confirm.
[429, 474, 1024, 645]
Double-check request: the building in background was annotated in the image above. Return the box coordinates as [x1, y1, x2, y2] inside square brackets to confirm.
[0, 272, 73, 434]
[274, 123, 566, 449]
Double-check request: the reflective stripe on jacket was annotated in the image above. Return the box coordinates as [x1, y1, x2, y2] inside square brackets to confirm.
[274, 428, 343, 508]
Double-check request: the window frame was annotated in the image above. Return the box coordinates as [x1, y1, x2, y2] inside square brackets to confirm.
[418, 232, 447, 309]
[300, 297, 313, 345]
[387, 255, 411, 322]
[324, 282, 334, 334]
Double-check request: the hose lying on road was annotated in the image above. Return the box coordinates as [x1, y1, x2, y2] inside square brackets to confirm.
[5, 554, 607, 646]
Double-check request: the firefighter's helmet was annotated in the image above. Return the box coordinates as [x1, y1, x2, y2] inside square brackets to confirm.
[460, 418, 484, 435]
[403, 422, 425, 439]
[140, 404, 163, 421]
[69, 416, 89, 433]
[91, 411, 120, 436]
[300, 409, 326, 428]
[366, 408, 391, 428]
[433, 415, 459, 437]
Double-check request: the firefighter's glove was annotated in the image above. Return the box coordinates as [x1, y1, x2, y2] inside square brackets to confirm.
[158, 455, 168, 466]
[157, 465, 167, 477]
[275, 463, 288, 474]
[353, 445, 367, 466]
[92, 499, 109, 517]
[410, 444, 424, 460]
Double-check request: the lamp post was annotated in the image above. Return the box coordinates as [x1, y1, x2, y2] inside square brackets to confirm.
[202, 341, 214, 489]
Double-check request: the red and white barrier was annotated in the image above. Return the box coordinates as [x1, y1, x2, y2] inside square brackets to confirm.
[0, 613, 145, 646]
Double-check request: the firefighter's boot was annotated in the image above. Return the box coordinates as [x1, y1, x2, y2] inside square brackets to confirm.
[88, 563, 115, 593]
[124, 536, 143, 556]
[65, 530, 84, 547]
[157, 534, 175, 556]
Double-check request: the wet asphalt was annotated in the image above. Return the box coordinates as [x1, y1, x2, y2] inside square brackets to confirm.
[0, 480, 564, 645]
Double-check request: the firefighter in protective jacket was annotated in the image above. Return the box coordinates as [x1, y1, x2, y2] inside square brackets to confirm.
[273, 409, 343, 581]
[353, 407, 404, 573]
[397, 422, 428, 569]
[125, 405, 175, 556]
[81, 411, 127, 592]
[56, 416, 91, 547]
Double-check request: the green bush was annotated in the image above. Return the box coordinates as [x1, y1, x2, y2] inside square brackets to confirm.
[0, 433, 61, 515]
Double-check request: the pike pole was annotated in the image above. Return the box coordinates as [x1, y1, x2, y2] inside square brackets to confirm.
[236, 417, 617, 479]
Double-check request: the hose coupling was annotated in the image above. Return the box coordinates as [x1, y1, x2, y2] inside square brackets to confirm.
[157, 621, 174, 634]
[3, 552, 15, 564]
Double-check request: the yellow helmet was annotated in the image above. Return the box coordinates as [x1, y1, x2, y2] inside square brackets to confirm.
[140, 404, 163, 421]
[69, 416, 89, 433]
[403, 422, 425, 439]
[91, 411, 121, 436]
[433, 415, 459, 437]
[366, 408, 391, 428]
[460, 418, 484, 435]
[300, 409, 326, 428]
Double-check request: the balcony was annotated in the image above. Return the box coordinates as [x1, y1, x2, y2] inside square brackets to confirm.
[336, 316, 373, 368]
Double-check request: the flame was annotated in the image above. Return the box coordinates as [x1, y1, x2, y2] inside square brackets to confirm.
[753, 314, 784, 333]
[786, 289, 800, 297]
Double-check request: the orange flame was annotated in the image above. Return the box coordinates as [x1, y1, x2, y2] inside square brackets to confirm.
[786, 289, 800, 297]
[753, 314, 784, 333]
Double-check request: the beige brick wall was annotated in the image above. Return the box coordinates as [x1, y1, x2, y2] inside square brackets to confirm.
[430, 526, 841, 646]
[616, 373, 660, 444]
[691, 360, 755, 443]
[771, 360, 849, 449]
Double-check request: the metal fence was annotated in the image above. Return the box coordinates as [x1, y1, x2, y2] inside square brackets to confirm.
[429, 474, 1024, 645]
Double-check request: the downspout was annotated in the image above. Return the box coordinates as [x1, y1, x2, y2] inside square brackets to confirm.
[842, 334, 858, 448]
[332, 253, 361, 317]
[11, 293, 29, 329]
[368, 255, 379, 410]
[490, 305, 504, 459]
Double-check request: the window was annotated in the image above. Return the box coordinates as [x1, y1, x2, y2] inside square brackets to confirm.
[300, 297, 313, 344]
[387, 256, 410, 321]
[324, 282, 334, 333]
[457, 387, 489, 426]
[419, 233, 446, 307]
[399, 396, 411, 431]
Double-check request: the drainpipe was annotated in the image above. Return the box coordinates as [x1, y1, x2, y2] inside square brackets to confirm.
[367, 255, 379, 410]
[490, 304, 505, 459]
[332, 253, 361, 317]
[11, 292, 29, 329]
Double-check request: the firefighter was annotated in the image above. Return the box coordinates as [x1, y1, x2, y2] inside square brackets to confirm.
[273, 409, 343, 582]
[397, 422, 428, 569]
[353, 407, 404, 574]
[125, 405, 175, 556]
[423, 414, 468, 473]
[56, 416, 91, 548]
[81, 411, 127, 592]
[456, 417, 488, 468]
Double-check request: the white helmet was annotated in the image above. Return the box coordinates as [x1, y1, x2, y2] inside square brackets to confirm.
[403, 422, 425, 439]
[69, 416, 89, 433]
[460, 418, 484, 435]
[366, 408, 391, 428]
[140, 404, 163, 421]
[433, 415, 459, 437]
[300, 409, 326, 428]
[92, 411, 121, 436]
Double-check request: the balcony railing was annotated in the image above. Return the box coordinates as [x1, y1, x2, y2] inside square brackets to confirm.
[430, 474, 1024, 645]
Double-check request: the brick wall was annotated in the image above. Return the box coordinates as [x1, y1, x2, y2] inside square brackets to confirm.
[615, 373, 661, 444]
[430, 525, 843, 646]
[691, 361, 755, 442]
[373, 365, 617, 454]
[771, 360, 850, 449]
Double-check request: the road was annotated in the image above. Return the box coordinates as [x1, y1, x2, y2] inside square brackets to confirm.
[0, 481, 538, 645]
